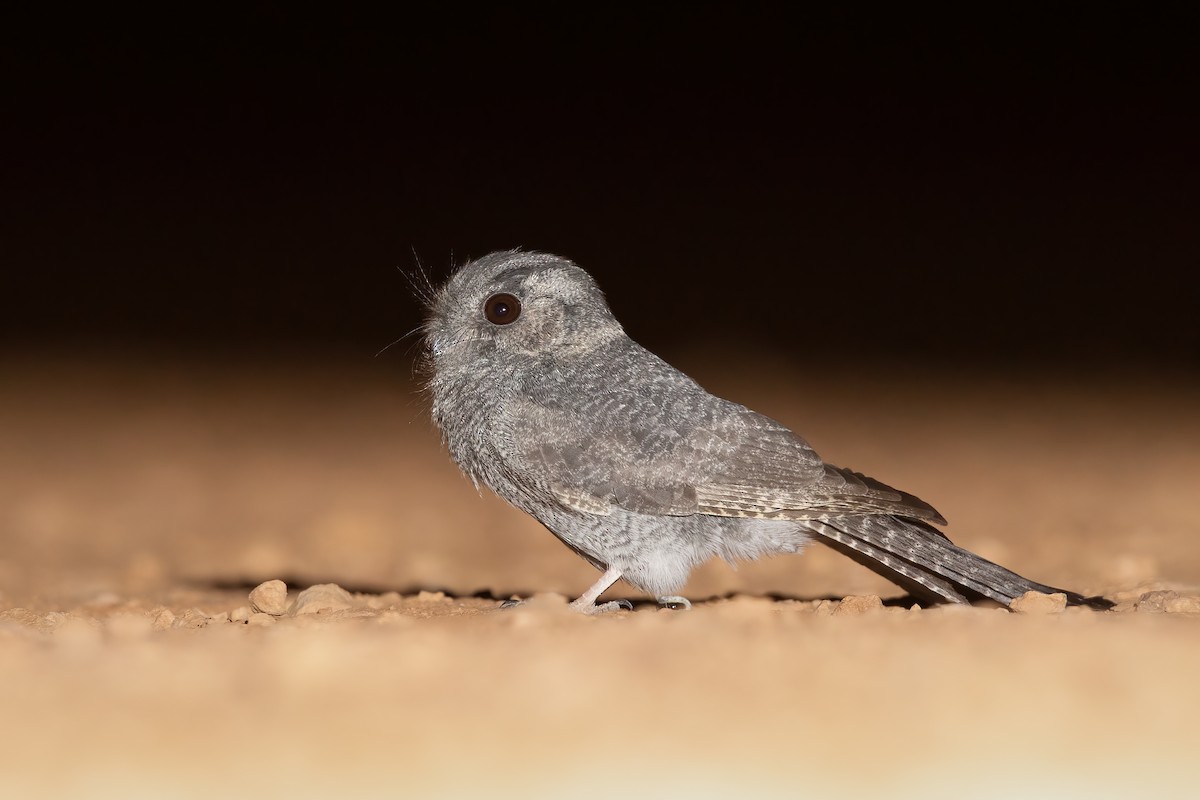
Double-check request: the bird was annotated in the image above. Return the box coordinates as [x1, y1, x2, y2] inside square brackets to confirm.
[421, 250, 1111, 613]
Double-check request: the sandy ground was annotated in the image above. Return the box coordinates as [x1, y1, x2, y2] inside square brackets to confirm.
[2, 354, 1198, 798]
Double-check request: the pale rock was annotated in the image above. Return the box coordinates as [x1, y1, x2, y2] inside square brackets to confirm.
[833, 595, 885, 615]
[173, 608, 211, 628]
[1010, 591, 1068, 615]
[1165, 595, 1200, 614]
[1136, 590, 1179, 613]
[249, 580, 289, 616]
[293, 583, 354, 615]
[0, 608, 42, 631]
[151, 608, 176, 630]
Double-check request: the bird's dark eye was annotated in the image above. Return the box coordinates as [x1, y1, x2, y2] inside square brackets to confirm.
[484, 293, 522, 325]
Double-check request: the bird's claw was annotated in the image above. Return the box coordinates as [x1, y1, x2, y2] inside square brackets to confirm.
[570, 598, 633, 614]
[501, 597, 633, 613]
[657, 595, 692, 610]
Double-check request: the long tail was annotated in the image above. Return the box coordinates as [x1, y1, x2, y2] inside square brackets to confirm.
[806, 515, 1113, 609]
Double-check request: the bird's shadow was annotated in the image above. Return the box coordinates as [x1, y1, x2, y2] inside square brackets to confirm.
[193, 578, 934, 609]
[195, 576, 511, 602]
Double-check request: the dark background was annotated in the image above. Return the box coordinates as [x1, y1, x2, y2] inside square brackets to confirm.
[5, 7, 1197, 371]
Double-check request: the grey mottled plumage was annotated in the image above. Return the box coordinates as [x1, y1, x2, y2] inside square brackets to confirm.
[423, 250, 1110, 612]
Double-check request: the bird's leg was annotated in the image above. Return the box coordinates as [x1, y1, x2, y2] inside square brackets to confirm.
[656, 595, 692, 610]
[569, 565, 632, 613]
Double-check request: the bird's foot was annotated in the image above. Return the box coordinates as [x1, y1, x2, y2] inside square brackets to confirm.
[657, 595, 692, 611]
[500, 597, 632, 613]
[569, 598, 633, 614]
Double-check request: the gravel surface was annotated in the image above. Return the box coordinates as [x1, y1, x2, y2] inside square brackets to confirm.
[2, 356, 1197, 798]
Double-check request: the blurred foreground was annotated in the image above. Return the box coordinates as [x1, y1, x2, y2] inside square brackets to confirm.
[1, 354, 1198, 798]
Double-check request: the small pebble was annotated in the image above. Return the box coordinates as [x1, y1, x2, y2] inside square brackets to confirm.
[812, 600, 837, 616]
[293, 583, 354, 615]
[247, 612, 276, 627]
[1165, 595, 1200, 614]
[173, 608, 211, 629]
[1136, 590, 1178, 613]
[0, 608, 44, 631]
[1010, 591, 1067, 615]
[249, 580, 290, 616]
[230, 606, 252, 623]
[151, 608, 176, 630]
[833, 595, 884, 615]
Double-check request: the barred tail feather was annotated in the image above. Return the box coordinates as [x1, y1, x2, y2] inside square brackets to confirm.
[806, 516, 1113, 609]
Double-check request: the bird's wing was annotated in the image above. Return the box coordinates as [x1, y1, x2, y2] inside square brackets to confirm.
[685, 407, 945, 523]
[514, 389, 944, 524]
[696, 462, 947, 524]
